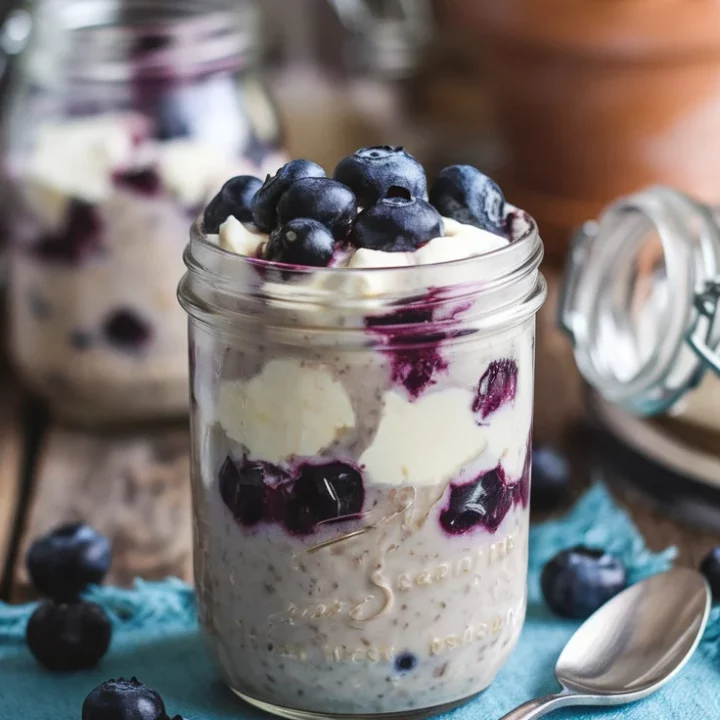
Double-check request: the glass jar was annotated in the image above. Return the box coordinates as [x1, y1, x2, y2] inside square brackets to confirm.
[561, 186, 720, 432]
[4, 0, 286, 424]
[178, 214, 546, 717]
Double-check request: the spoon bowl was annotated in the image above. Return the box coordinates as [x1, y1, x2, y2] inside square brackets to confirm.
[500, 567, 711, 720]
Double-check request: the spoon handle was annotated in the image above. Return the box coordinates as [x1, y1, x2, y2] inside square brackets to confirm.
[497, 692, 579, 720]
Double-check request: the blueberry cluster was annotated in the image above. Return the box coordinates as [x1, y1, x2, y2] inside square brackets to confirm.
[219, 456, 364, 536]
[82, 677, 184, 720]
[203, 146, 507, 267]
[24, 523, 113, 671]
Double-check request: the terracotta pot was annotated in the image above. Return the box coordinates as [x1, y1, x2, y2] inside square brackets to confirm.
[444, 0, 720, 259]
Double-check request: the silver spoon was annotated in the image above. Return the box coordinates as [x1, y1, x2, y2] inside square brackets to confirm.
[499, 567, 711, 720]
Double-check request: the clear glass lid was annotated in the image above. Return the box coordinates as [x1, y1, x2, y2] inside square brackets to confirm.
[560, 186, 720, 416]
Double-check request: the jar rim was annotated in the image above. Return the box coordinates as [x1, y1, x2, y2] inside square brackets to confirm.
[27, 0, 259, 83]
[178, 211, 546, 342]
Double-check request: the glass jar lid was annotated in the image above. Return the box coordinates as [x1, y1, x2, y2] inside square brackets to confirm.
[560, 186, 720, 416]
[27, 0, 260, 84]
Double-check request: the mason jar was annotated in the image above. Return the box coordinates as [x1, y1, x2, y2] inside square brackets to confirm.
[178, 212, 546, 717]
[5, 0, 285, 424]
[561, 186, 720, 428]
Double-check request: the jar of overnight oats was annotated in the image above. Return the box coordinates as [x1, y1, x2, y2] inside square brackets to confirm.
[4, 0, 285, 424]
[179, 148, 546, 717]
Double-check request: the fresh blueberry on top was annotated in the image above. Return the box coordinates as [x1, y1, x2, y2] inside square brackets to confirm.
[440, 467, 511, 535]
[204, 175, 263, 233]
[531, 447, 571, 510]
[284, 462, 364, 535]
[429, 165, 506, 234]
[351, 196, 443, 253]
[265, 218, 336, 268]
[219, 456, 287, 527]
[82, 677, 167, 720]
[27, 523, 112, 599]
[699, 547, 720, 601]
[252, 159, 326, 232]
[103, 309, 152, 352]
[333, 146, 427, 208]
[473, 359, 518, 420]
[541, 546, 627, 619]
[26, 599, 112, 671]
[276, 178, 356, 240]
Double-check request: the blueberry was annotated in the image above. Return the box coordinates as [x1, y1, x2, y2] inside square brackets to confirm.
[82, 677, 166, 720]
[395, 652, 417, 672]
[284, 462, 364, 535]
[35, 200, 103, 264]
[429, 165, 506, 233]
[531, 447, 570, 510]
[27, 600, 112, 671]
[252, 159, 326, 232]
[103, 309, 152, 352]
[265, 218, 336, 268]
[472, 359, 518, 420]
[351, 197, 443, 253]
[276, 178, 356, 240]
[27, 523, 112, 599]
[699, 547, 720, 601]
[541, 547, 627, 619]
[219, 456, 288, 527]
[204, 175, 263, 233]
[333, 146, 427, 208]
[440, 467, 511, 535]
[114, 168, 163, 197]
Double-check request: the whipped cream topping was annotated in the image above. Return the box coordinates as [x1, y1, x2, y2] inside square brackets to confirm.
[209, 214, 510, 269]
[24, 114, 260, 211]
[218, 359, 356, 463]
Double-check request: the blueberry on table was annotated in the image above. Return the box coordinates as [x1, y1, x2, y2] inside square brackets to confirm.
[541, 546, 627, 619]
[699, 547, 720, 601]
[333, 146, 427, 208]
[351, 196, 443, 253]
[531, 446, 571, 510]
[252, 159, 326, 232]
[203, 175, 263, 233]
[82, 677, 167, 720]
[26, 522, 112, 599]
[276, 177, 356, 240]
[429, 165, 506, 234]
[265, 218, 336, 268]
[26, 600, 111, 671]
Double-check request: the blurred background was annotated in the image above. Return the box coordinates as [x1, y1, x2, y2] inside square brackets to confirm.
[3, 0, 720, 601]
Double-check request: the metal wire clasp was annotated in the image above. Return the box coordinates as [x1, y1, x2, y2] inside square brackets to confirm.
[688, 278, 720, 376]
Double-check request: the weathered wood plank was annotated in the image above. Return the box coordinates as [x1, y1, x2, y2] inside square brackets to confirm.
[0, 371, 23, 597]
[12, 423, 192, 602]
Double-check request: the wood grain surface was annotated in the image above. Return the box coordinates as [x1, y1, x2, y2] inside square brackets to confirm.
[0, 371, 23, 595]
[12, 422, 192, 602]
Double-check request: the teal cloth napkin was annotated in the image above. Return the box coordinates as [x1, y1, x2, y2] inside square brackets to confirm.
[2, 484, 719, 720]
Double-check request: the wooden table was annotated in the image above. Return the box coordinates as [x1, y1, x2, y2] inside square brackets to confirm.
[2, 269, 719, 603]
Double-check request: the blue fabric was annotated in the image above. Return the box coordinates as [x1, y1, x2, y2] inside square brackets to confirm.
[1, 484, 719, 720]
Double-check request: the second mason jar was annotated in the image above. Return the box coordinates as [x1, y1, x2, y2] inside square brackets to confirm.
[5, 0, 285, 424]
[179, 213, 546, 717]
